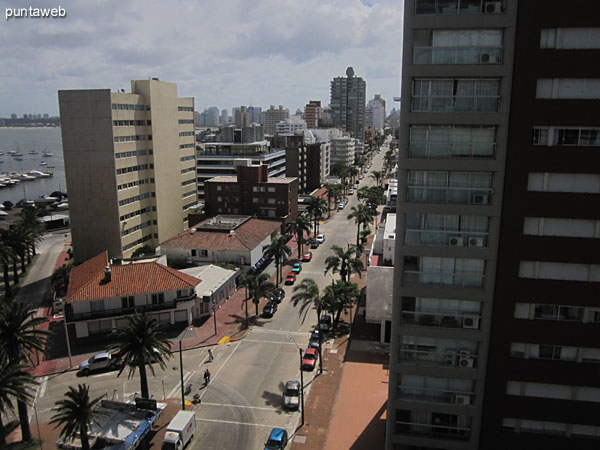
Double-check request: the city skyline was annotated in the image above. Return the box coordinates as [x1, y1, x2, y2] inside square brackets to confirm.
[0, 0, 403, 117]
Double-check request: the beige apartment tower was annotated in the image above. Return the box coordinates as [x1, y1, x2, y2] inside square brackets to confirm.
[59, 79, 197, 263]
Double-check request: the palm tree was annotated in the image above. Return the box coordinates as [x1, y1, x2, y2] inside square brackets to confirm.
[263, 235, 292, 287]
[306, 196, 328, 237]
[107, 313, 172, 399]
[50, 384, 105, 450]
[18, 207, 45, 258]
[291, 278, 328, 373]
[349, 166, 359, 184]
[51, 265, 73, 297]
[244, 273, 276, 316]
[0, 231, 15, 299]
[324, 281, 360, 324]
[348, 203, 374, 248]
[5, 227, 22, 285]
[0, 359, 38, 446]
[370, 170, 384, 187]
[287, 216, 311, 259]
[324, 184, 337, 218]
[0, 300, 50, 441]
[324, 244, 364, 283]
[9, 225, 30, 275]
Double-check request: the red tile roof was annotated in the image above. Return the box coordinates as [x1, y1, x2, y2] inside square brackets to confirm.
[66, 253, 202, 303]
[160, 218, 282, 252]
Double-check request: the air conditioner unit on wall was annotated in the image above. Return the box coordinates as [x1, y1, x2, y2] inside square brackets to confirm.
[455, 394, 471, 406]
[445, 350, 457, 366]
[479, 53, 492, 64]
[468, 237, 485, 247]
[449, 236, 464, 247]
[484, 1, 502, 14]
[459, 355, 475, 368]
[463, 316, 480, 329]
[472, 194, 489, 204]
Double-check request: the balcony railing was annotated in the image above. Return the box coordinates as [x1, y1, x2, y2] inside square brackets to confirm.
[407, 187, 492, 205]
[409, 141, 495, 159]
[412, 96, 499, 112]
[405, 230, 489, 247]
[401, 311, 481, 329]
[413, 46, 503, 65]
[399, 348, 479, 369]
[395, 420, 471, 440]
[66, 294, 195, 322]
[403, 270, 485, 288]
[397, 386, 475, 405]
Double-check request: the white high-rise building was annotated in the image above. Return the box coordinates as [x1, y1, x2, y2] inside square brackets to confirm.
[366, 94, 386, 132]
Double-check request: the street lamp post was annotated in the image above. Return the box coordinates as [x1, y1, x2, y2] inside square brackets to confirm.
[287, 336, 305, 427]
[211, 290, 217, 336]
[63, 317, 72, 368]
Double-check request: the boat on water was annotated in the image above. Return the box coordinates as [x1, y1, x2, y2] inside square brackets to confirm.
[12, 151, 24, 157]
[55, 201, 69, 210]
[15, 173, 36, 181]
[42, 151, 53, 157]
[28, 150, 39, 155]
[46, 164, 55, 168]
[8, 150, 17, 155]
[28, 170, 52, 178]
[40, 161, 47, 166]
[14, 157, 23, 161]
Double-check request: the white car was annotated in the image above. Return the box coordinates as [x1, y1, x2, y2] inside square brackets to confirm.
[316, 234, 325, 244]
[348, 189, 354, 195]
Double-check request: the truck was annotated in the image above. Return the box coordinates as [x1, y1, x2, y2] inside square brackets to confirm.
[162, 410, 196, 450]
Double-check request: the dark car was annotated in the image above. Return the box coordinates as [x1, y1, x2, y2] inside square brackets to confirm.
[319, 314, 332, 333]
[271, 288, 285, 303]
[310, 240, 319, 249]
[263, 301, 278, 318]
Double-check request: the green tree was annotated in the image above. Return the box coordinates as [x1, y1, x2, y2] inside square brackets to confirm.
[349, 166, 359, 184]
[108, 313, 172, 399]
[305, 196, 328, 237]
[324, 244, 364, 283]
[369, 170, 384, 187]
[237, 273, 252, 326]
[347, 203, 374, 249]
[0, 301, 50, 441]
[0, 359, 37, 446]
[325, 281, 360, 324]
[287, 215, 311, 259]
[263, 235, 292, 287]
[244, 273, 276, 316]
[51, 264, 73, 297]
[18, 206, 45, 259]
[131, 244, 155, 258]
[0, 230, 15, 299]
[50, 384, 105, 450]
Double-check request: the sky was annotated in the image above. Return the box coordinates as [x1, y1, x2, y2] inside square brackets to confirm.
[0, 0, 403, 117]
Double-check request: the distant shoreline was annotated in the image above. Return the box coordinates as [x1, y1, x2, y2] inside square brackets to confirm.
[0, 126, 60, 130]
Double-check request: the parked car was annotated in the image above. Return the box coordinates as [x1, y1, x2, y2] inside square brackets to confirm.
[354, 183, 359, 189]
[271, 288, 285, 303]
[309, 329, 320, 349]
[359, 174, 364, 180]
[282, 380, 300, 410]
[78, 352, 120, 376]
[319, 314, 333, 333]
[285, 272, 296, 285]
[292, 262, 302, 273]
[310, 240, 319, 249]
[265, 427, 289, 450]
[316, 234, 325, 244]
[302, 252, 313, 262]
[302, 347, 318, 371]
[337, 203, 345, 211]
[263, 301, 278, 318]
[348, 189, 354, 195]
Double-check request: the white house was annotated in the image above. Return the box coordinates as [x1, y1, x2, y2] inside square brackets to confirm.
[65, 252, 201, 338]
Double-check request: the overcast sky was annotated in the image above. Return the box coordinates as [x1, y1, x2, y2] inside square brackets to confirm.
[0, 0, 403, 117]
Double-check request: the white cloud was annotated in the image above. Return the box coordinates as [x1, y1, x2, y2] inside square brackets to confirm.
[0, 0, 403, 116]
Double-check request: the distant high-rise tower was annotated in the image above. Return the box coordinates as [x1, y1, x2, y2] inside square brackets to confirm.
[264, 105, 289, 135]
[59, 79, 197, 262]
[330, 67, 366, 142]
[206, 107, 220, 126]
[247, 106, 262, 124]
[234, 106, 251, 127]
[366, 94, 386, 132]
[304, 100, 322, 128]
[220, 108, 228, 125]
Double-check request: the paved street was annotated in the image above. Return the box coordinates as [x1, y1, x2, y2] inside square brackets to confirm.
[25, 146, 387, 449]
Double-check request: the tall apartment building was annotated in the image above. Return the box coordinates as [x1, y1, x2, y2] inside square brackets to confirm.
[366, 94, 387, 132]
[275, 116, 307, 135]
[273, 134, 322, 194]
[330, 66, 366, 142]
[305, 100, 322, 128]
[220, 108, 228, 125]
[247, 106, 262, 124]
[234, 106, 251, 127]
[59, 79, 197, 263]
[329, 136, 356, 171]
[263, 105, 289, 135]
[206, 107, 220, 126]
[388, 1, 600, 450]
[481, 2, 600, 449]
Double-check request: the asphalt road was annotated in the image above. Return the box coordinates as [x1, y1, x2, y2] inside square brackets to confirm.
[30, 146, 387, 449]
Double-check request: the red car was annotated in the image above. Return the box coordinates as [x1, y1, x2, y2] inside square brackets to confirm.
[302, 347, 318, 371]
[285, 272, 296, 285]
[302, 252, 313, 262]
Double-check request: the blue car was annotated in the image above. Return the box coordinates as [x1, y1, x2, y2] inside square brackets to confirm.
[265, 427, 288, 449]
